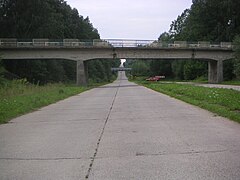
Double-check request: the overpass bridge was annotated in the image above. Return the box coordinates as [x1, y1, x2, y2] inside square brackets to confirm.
[0, 39, 234, 85]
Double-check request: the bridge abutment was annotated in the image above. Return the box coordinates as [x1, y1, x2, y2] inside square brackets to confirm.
[208, 60, 223, 83]
[76, 60, 88, 86]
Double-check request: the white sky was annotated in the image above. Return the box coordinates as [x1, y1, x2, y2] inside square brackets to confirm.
[66, 0, 193, 40]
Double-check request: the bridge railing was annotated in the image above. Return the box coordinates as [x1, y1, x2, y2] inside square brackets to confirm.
[103, 39, 156, 47]
[0, 38, 234, 49]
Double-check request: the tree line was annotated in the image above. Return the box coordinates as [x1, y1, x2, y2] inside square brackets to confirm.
[0, 0, 120, 84]
[127, 0, 240, 81]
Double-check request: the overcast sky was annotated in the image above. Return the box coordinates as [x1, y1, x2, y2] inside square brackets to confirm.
[66, 0, 193, 40]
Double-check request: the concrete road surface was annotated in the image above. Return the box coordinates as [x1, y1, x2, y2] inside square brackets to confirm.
[1, 72, 240, 180]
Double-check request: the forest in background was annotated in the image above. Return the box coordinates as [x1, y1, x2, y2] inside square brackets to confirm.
[126, 0, 240, 81]
[1, 0, 240, 84]
[0, 0, 120, 85]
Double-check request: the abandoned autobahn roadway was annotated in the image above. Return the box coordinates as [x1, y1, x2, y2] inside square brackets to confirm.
[0, 72, 240, 179]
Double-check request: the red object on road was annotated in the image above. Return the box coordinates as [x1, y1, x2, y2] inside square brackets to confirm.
[146, 76, 165, 81]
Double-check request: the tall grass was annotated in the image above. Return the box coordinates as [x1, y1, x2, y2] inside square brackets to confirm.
[0, 79, 89, 124]
[1, 79, 39, 98]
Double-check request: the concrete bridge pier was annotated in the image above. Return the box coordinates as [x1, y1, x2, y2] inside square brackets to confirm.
[76, 60, 88, 86]
[208, 60, 223, 83]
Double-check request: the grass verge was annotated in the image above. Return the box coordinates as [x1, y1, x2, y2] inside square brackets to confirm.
[133, 78, 240, 123]
[221, 80, 240, 86]
[0, 79, 106, 124]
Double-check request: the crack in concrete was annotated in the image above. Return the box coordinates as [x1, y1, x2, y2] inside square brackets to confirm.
[91, 149, 234, 160]
[85, 82, 120, 179]
[135, 149, 230, 157]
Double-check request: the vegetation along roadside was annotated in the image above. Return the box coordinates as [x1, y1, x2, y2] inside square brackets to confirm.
[0, 79, 108, 124]
[134, 78, 240, 123]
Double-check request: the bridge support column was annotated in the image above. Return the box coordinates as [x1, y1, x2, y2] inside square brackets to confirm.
[208, 60, 223, 83]
[76, 60, 88, 86]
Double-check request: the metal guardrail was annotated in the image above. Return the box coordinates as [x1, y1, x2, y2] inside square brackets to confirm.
[0, 38, 234, 49]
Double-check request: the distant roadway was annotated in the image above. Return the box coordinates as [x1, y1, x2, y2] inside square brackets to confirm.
[0, 72, 240, 179]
